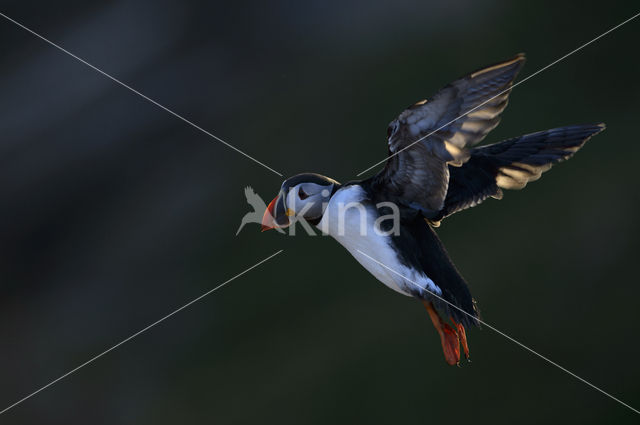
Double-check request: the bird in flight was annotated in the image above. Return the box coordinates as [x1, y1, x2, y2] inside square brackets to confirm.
[236, 186, 272, 236]
[261, 54, 605, 365]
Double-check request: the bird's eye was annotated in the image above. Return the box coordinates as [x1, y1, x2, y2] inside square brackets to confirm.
[298, 187, 309, 200]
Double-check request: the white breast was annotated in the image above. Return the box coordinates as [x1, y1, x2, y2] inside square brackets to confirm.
[317, 185, 441, 297]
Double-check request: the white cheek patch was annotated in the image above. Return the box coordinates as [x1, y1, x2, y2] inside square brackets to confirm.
[285, 189, 298, 211]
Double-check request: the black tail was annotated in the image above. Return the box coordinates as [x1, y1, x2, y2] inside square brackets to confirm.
[436, 123, 605, 221]
[422, 223, 480, 328]
[396, 218, 480, 328]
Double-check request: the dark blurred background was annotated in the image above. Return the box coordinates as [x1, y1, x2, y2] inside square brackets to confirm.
[1, 1, 639, 423]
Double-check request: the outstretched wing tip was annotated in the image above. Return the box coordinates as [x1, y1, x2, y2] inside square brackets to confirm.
[469, 53, 526, 79]
[513, 52, 526, 68]
[244, 186, 256, 198]
[587, 122, 606, 137]
[571, 122, 606, 141]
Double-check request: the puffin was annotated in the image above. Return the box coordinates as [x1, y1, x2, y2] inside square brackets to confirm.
[260, 53, 605, 365]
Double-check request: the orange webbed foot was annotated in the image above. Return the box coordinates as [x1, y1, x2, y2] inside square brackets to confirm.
[423, 301, 462, 366]
[441, 323, 461, 366]
[451, 318, 470, 361]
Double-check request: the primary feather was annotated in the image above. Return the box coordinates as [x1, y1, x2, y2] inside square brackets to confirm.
[434, 123, 606, 222]
[371, 54, 526, 217]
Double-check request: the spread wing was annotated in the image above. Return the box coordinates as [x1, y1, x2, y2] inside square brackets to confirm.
[432, 123, 606, 222]
[244, 186, 266, 212]
[369, 54, 525, 218]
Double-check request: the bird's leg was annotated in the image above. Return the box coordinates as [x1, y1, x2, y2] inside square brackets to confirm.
[422, 301, 460, 365]
[450, 317, 470, 360]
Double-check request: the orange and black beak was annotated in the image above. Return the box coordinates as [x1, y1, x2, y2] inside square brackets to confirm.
[261, 193, 292, 231]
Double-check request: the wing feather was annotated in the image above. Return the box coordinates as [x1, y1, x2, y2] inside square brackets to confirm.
[433, 123, 606, 222]
[370, 54, 526, 217]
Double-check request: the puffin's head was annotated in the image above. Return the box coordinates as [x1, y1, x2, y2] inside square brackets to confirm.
[262, 173, 340, 231]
